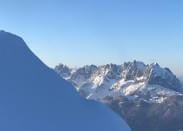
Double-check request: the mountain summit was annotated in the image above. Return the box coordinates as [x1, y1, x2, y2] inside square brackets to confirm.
[0, 31, 130, 131]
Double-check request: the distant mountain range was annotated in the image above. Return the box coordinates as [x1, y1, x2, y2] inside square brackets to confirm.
[0, 31, 130, 131]
[55, 61, 183, 131]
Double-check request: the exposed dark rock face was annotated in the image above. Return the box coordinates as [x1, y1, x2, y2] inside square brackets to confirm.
[55, 64, 72, 78]
[122, 61, 146, 81]
[71, 65, 98, 81]
[121, 61, 182, 92]
[145, 64, 182, 92]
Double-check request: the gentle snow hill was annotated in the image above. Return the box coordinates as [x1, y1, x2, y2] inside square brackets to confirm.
[0, 31, 130, 131]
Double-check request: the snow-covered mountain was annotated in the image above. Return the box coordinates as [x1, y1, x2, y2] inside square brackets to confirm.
[0, 31, 131, 131]
[55, 61, 183, 131]
[55, 61, 182, 103]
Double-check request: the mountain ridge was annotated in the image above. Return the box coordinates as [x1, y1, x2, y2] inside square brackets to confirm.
[55, 61, 183, 131]
[55, 61, 182, 101]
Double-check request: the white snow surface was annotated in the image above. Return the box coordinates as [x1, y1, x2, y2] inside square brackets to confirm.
[0, 31, 131, 131]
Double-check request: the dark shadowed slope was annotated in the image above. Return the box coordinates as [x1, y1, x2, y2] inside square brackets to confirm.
[0, 31, 130, 131]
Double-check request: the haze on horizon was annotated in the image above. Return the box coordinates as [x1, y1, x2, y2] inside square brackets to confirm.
[0, 0, 183, 76]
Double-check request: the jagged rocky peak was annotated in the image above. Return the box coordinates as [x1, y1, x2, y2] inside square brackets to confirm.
[121, 60, 146, 81]
[121, 61, 182, 91]
[55, 63, 71, 78]
[55, 60, 182, 92]
[82, 65, 98, 73]
[68, 64, 98, 82]
[97, 64, 122, 80]
[72, 65, 97, 75]
[145, 63, 182, 92]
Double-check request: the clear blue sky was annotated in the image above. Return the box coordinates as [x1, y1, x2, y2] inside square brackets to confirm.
[0, 0, 183, 76]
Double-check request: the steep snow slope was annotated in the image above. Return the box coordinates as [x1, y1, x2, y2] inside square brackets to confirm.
[0, 31, 130, 131]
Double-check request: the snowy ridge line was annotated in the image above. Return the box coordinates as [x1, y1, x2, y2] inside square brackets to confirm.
[55, 61, 183, 104]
